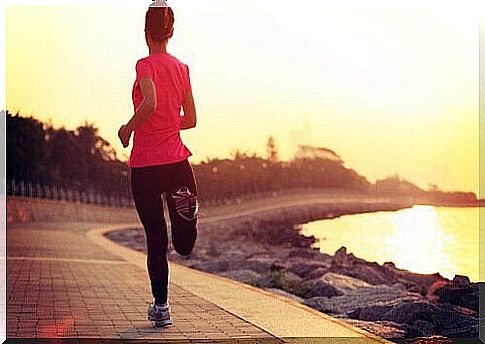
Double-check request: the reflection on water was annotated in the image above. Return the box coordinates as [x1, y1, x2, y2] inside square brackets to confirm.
[300, 205, 480, 282]
[387, 206, 456, 279]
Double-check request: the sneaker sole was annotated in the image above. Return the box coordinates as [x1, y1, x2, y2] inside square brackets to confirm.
[148, 316, 173, 327]
[153, 319, 173, 327]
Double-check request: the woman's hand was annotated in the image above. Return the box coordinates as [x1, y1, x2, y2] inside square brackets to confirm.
[118, 124, 132, 148]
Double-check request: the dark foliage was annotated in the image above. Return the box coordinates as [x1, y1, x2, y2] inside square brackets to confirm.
[7, 110, 476, 204]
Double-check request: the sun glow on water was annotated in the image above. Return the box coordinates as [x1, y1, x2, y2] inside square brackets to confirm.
[301, 205, 480, 282]
[387, 205, 457, 279]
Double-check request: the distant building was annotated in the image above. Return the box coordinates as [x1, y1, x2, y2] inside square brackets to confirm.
[295, 145, 343, 163]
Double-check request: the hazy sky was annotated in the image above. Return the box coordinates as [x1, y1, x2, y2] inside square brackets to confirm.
[5, 0, 480, 194]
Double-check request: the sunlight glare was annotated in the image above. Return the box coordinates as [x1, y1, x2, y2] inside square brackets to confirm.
[389, 205, 456, 279]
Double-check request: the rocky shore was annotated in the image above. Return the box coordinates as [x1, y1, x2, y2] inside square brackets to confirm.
[106, 201, 481, 340]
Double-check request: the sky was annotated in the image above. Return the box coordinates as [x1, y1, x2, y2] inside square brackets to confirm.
[5, 0, 482, 195]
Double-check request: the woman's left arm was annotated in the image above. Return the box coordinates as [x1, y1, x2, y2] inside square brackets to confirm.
[118, 78, 157, 147]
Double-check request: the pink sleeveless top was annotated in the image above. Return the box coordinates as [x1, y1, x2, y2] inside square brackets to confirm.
[128, 53, 192, 168]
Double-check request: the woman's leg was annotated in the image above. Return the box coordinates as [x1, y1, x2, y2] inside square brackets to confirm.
[131, 169, 169, 304]
[166, 160, 198, 256]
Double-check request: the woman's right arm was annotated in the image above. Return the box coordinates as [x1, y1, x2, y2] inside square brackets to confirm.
[180, 88, 197, 130]
[125, 78, 157, 133]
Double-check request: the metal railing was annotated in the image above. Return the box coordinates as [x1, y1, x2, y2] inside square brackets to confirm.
[6, 179, 134, 208]
[6, 178, 366, 209]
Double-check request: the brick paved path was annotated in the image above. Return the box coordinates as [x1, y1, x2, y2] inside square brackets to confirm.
[7, 222, 282, 342]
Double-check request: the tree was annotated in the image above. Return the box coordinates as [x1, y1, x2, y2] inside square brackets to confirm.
[266, 135, 279, 162]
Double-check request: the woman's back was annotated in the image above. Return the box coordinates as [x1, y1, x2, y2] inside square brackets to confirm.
[129, 53, 192, 168]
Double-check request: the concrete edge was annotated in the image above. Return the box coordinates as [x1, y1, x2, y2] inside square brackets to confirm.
[86, 223, 394, 343]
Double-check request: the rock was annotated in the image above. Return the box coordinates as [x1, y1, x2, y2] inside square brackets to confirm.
[303, 267, 329, 281]
[288, 263, 328, 278]
[432, 280, 480, 312]
[336, 318, 408, 338]
[275, 270, 303, 290]
[253, 273, 275, 288]
[282, 271, 303, 284]
[270, 261, 290, 271]
[228, 257, 274, 273]
[329, 264, 390, 285]
[253, 270, 303, 291]
[452, 275, 471, 287]
[349, 298, 463, 326]
[439, 316, 479, 338]
[300, 277, 343, 299]
[303, 284, 421, 315]
[332, 246, 352, 267]
[219, 269, 262, 284]
[206, 241, 221, 257]
[348, 298, 479, 338]
[407, 284, 427, 296]
[382, 263, 449, 292]
[318, 272, 371, 294]
[286, 248, 332, 261]
[189, 259, 229, 273]
[347, 304, 394, 322]
[409, 319, 436, 337]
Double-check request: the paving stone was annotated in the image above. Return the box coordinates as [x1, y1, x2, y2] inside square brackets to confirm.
[7, 223, 283, 341]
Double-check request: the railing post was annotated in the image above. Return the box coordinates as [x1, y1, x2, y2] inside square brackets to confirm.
[67, 189, 72, 202]
[19, 180, 24, 196]
[36, 183, 41, 199]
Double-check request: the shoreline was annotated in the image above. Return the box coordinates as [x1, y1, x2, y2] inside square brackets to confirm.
[106, 201, 480, 339]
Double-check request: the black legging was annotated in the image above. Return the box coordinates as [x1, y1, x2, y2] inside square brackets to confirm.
[130, 159, 198, 304]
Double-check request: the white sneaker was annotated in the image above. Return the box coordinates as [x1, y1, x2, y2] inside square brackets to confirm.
[147, 301, 173, 327]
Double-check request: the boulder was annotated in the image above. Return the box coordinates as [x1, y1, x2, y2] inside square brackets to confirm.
[286, 248, 332, 261]
[303, 267, 329, 281]
[348, 298, 479, 338]
[337, 318, 408, 338]
[189, 259, 229, 273]
[300, 277, 343, 299]
[452, 274, 471, 287]
[219, 269, 262, 284]
[332, 246, 352, 267]
[303, 284, 421, 315]
[318, 272, 371, 294]
[408, 319, 436, 337]
[382, 262, 449, 292]
[270, 261, 291, 271]
[282, 271, 303, 285]
[439, 316, 479, 338]
[288, 263, 329, 278]
[329, 264, 390, 285]
[349, 300, 438, 324]
[253, 273, 275, 288]
[228, 257, 274, 273]
[347, 304, 394, 322]
[254, 270, 303, 292]
[206, 241, 221, 257]
[431, 280, 480, 312]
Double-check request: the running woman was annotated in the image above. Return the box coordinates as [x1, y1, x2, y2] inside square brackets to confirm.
[118, 2, 198, 327]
